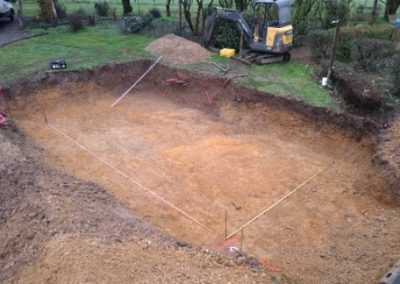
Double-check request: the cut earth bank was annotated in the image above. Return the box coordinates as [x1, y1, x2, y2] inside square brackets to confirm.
[1, 60, 400, 283]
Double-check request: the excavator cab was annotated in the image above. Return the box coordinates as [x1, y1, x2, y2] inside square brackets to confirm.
[250, 0, 293, 55]
[203, 0, 293, 63]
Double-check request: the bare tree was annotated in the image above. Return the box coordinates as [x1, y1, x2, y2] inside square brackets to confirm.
[122, 0, 132, 15]
[218, 0, 233, 8]
[234, 0, 249, 11]
[166, 0, 172, 16]
[182, 0, 194, 31]
[370, 0, 378, 24]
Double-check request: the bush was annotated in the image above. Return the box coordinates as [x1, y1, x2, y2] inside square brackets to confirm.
[211, 18, 241, 50]
[353, 38, 395, 73]
[73, 7, 88, 18]
[336, 32, 353, 62]
[307, 29, 333, 60]
[323, 0, 353, 29]
[122, 15, 145, 33]
[142, 13, 153, 26]
[148, 8, 161, 18]
[333, 64, 384, 112]
[340, 24, 397, 41]
[94, 1, 110, 17]
[67, 13, 83, 32]
[54, 2, 67, 19]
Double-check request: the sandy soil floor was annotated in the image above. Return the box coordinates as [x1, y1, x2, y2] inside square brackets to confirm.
[7, 64, 400, 283]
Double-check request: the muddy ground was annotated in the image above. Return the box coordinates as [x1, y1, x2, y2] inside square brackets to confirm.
[2, 60, 400, 283]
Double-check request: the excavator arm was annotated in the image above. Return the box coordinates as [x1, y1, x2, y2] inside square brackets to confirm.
[203, 7, 253, 47]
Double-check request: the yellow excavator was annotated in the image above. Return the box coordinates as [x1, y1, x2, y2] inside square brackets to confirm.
[203, 0, 293, 64]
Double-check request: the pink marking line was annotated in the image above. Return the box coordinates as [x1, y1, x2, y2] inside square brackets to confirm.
[217, 234, 240, 251]
[259, 259, 281, 273]
[205, 89, 212, 105]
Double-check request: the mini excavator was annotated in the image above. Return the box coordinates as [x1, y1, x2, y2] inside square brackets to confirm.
[203, 0, 293, 64]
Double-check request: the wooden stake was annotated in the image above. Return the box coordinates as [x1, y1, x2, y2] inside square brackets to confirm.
[224, 209, 227, 239]
[240, 227, 244, 251]
[326, 20, 340, 82]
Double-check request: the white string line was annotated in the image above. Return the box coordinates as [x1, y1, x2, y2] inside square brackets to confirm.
[225, 163, 332, 239]
[47, 123, 213, 233]
[110, 56, 163, 108]
[226, 140, 365, 239]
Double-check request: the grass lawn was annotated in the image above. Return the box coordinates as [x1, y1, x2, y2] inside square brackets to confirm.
[241, 62, 333, 108]
[0, 23, 155, 82]
[1, 20, 333, 109]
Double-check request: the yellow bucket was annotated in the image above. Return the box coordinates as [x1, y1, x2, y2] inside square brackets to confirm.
[219, 48, 235, 58]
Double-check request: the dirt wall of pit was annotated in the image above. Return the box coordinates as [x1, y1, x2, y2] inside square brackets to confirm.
[374, 116, 400, 197]
[4, 59, 399, 198]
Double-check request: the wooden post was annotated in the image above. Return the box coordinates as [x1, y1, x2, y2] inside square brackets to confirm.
[224, 209, 227, 239]
[17, 0, 24, 29]
[240, 227, 244, 251]
[326, 20, 340, 82]
[239, 31, 244, 57]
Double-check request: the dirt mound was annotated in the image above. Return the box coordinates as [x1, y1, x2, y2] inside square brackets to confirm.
[146, 34, 211, 64]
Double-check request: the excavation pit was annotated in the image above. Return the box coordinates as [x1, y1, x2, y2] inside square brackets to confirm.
[8, 60, 398, 282]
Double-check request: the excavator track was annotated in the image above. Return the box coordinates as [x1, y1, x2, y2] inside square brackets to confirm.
[242, 50, 291, 65]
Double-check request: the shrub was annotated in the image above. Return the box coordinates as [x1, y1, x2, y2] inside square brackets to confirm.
[94, 1, 110, 17]
[142, 13, 153, 26]
[353, 38, 395, 73]
[67, 13, 83, 32]
[55, 2, 67, 19]
[323, 0, 353, 29]
[73, 7, 88, 18]
[333, 64, 384, 112]
[307, 29, 333, 60]
[148, 8, 161, 18]
[211, 18, 241, 50]
[340, 24, 397, 41]
[122, 15, 145, 33]
[336, 32, 353, 62]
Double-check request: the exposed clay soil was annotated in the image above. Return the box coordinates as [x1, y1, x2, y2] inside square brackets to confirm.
[0, 123, 270, 284]
[2, 60, 400, 283]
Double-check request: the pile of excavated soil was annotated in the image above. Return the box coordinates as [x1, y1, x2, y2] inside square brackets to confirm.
[146, 34, 211, 64]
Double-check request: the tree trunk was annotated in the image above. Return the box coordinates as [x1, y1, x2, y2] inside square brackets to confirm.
[182, 0, 194, 31]
[166, 0, 172, 17]
[369, 0, 378, 24]
[122, 0, 132, 15]
[17, 0, 24, 29]
[201, 0, 213, 35]
[385, 0, 400, 20]
[194, 0, 203, 34]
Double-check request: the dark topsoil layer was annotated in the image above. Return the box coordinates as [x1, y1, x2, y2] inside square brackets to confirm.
[1, 59, 399, 282]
